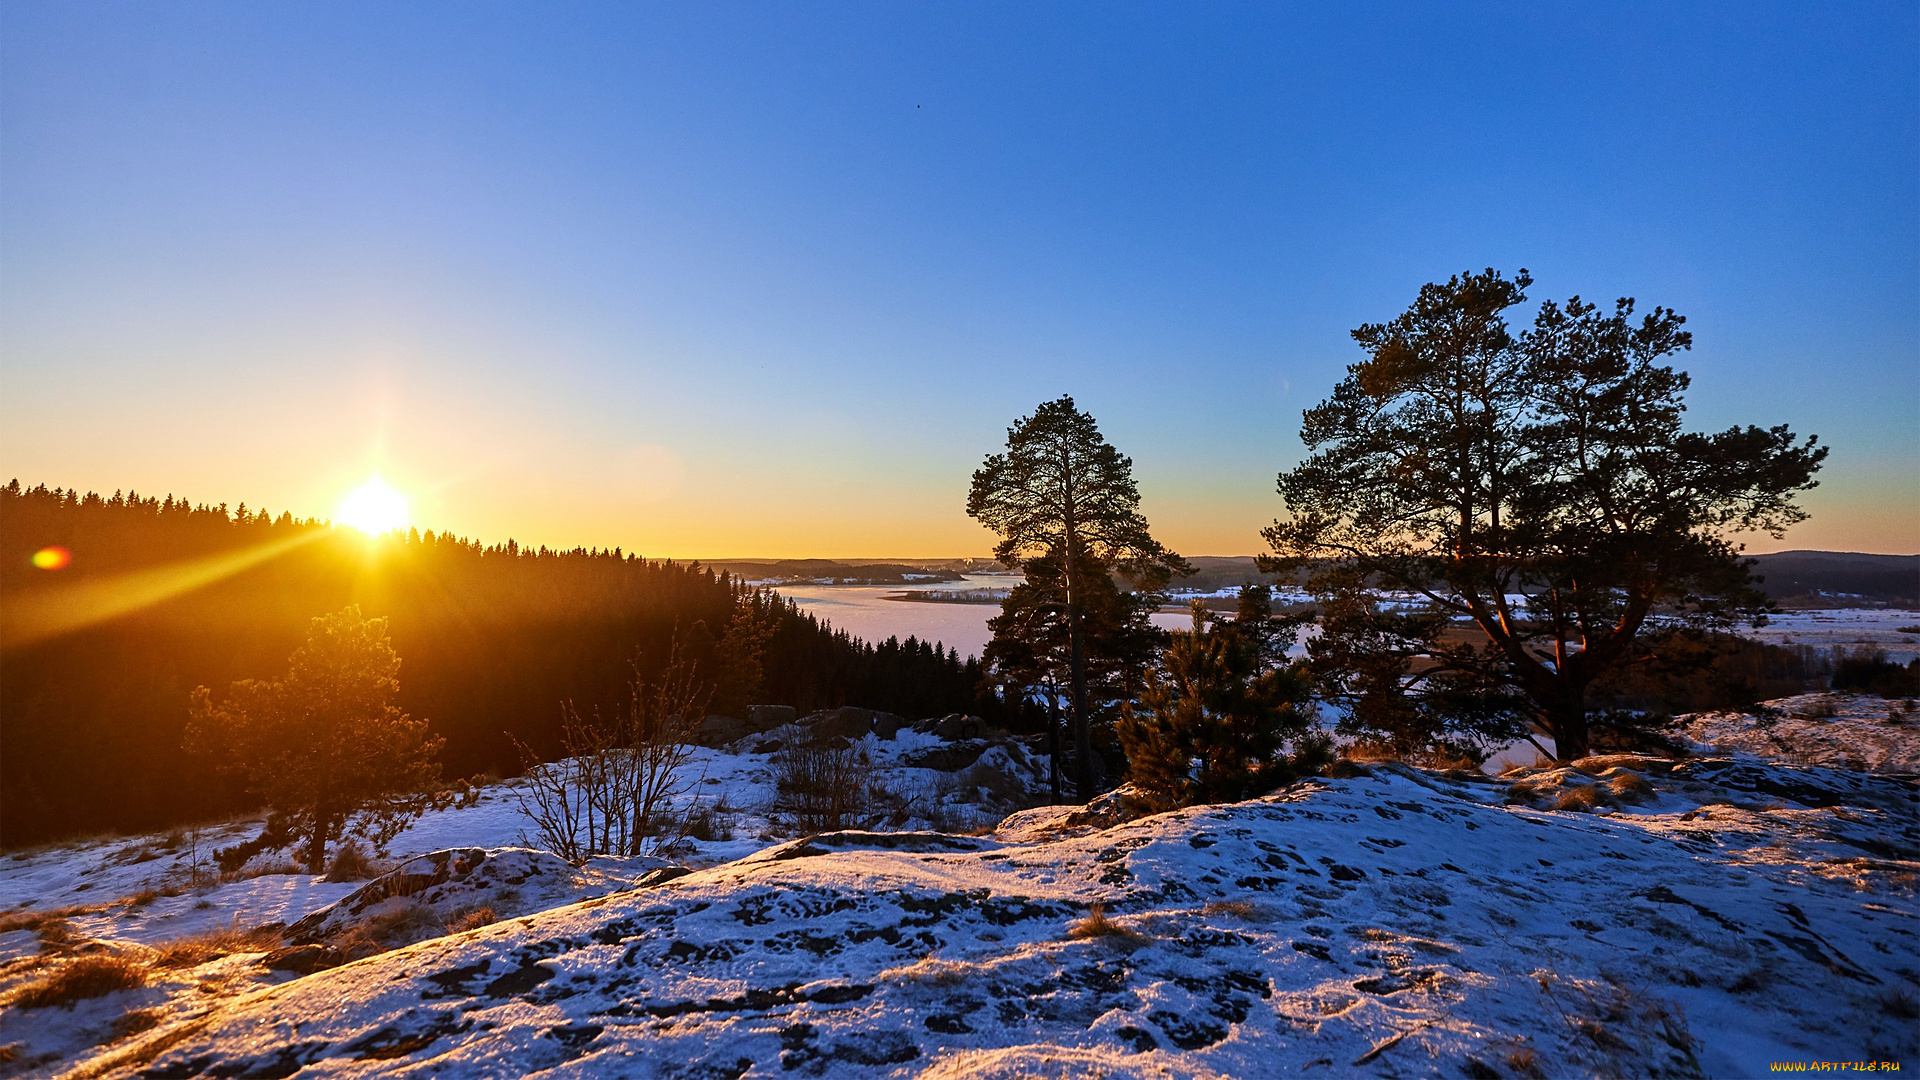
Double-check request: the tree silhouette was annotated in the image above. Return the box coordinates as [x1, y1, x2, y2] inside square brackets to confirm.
[1265, 270, 1825, 760]
[186, 607, 445, 871]
[969, 396, 1189, 796]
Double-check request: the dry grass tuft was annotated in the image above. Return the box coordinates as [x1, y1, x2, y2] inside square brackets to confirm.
[1503, 781, 1540, 805]
[878, 955, 977, 986]
[223, 858, 305, 883]
[324, 841, 383, 883]
[105, 1007, 167, 1043]
[0, 906, 91, 936]
[1202, 900, 1270, 922]
[1503, 1047, 1546, 1079]
[8, 953, 149, 1009]
[1554, 785, 1610, 812]
[448, 905, 496, 934]
[1609, 772, 1655, 802]
[149, 923, 282, 969]
[1068, 902, 1146, 944]
[1880, 988, 1919, 1019]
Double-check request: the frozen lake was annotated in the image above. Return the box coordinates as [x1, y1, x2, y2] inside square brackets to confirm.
[775, 574, 1192, 660]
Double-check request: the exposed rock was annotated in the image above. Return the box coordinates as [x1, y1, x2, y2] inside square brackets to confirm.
[695, 705, 802, 748]
[284, 848, 681, 947]
[262, 944, 340, 975]
[750, 704, 798, 728]
[898, 740, 991, 772]
[802, 706, 907, 741]
[915, 713, 989, 741]
[692, 714, 757, 747]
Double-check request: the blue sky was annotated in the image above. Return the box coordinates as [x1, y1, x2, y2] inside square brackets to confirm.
[3, 2, 1914, 555]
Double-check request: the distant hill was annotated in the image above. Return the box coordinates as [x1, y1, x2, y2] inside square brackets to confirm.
[699, 559, 982, 585]
[1747, 551, 1919, 607]
[1158, 552, 1918, 608]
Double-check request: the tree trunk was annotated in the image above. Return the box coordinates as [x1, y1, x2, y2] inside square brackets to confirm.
[1064, 559, 1093, 801]
[306, 813, 333, 875]
[1545, 700, 1591, 762]
[1047, 690, 1062, 803]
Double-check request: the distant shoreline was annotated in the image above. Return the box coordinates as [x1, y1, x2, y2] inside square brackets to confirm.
[882, 591, 1010, 605]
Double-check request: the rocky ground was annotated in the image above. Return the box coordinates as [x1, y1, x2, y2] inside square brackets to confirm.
[1, 698, 1915, 1078]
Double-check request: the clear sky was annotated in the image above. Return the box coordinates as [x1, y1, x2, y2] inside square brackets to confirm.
[3, 2, 1915, 557]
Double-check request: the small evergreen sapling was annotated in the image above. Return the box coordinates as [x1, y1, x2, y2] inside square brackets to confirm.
[1116, 587, 1323, 811]
[185, 607, 444, 872]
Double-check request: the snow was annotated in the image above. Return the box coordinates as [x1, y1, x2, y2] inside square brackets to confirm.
[1742, 609, 1920, 665]
[4, 700, 1915, 1079]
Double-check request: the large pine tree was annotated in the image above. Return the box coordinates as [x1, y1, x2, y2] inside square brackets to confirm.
[1264, 270, 1825, 761]
[968, 396, 1189, 796]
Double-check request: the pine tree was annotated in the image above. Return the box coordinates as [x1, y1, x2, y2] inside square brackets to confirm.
[1266, 270, 1825, 760]
[1116, 592, 1320, 812]
[185, 606, 444, 871]
[969, 396, 1188, 797]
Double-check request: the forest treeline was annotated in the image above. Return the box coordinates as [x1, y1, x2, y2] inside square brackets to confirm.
[0, 481, 1022, 847]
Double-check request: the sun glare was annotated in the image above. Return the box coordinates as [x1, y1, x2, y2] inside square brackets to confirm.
[338, 477, 409, 535]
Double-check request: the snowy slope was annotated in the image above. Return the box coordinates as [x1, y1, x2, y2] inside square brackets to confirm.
[56, 757, 1918, 1080]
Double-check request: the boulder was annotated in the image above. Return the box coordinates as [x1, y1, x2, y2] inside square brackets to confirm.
[899, 740, 990, 772]
[749, 704, 797, 727]
[692, 714, 756, 748]
[915, 714, 987, 741]
[694, 705, 800, 748]
[802, 706, 907, 741]
[262, 944, 339, 975]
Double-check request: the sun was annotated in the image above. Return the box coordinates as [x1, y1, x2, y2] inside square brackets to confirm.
[338, 477, 409, 535]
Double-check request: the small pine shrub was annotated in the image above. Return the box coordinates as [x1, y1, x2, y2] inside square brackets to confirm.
[9, 954, 149, 1008]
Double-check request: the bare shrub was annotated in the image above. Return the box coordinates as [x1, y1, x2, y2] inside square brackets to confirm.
[773, 734, 871, 833]
[1503, 1047, 1546, 1079]
[8, 954, 149, 1008]
[1881, 988, 1919, 1019]
[1067, 902, 1145, 944]
[683, 802, 737, 843]
[513, 639, 709, 862]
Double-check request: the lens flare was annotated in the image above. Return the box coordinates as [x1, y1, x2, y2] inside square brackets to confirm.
[338, 478, 409, 535]
[30, 546, 71, 570]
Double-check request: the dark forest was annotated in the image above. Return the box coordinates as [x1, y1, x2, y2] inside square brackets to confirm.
[0, 481, 1019, 847]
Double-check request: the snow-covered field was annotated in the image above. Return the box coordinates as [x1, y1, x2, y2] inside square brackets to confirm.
[2, 700, 1915, 1079]
[1743, 608, 1920, 665]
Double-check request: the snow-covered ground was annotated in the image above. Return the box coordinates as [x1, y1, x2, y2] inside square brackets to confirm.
[1742, 608, 1920, 665]
[3, 701, 1915, 1079]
